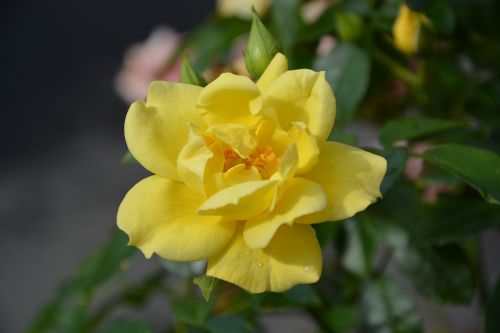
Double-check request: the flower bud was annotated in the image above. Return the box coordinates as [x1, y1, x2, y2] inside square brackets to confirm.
[393, 4, 422, 55]
[244, 9, 281, 78]
[180, 55, 207, 86]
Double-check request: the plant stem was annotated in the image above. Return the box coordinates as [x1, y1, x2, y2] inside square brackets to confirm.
[372, 48, 422, 89]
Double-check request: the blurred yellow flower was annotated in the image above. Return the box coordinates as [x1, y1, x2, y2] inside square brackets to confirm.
[217, 0, 270, 19]
[117, 53, 386, 293]
[393, 4, 422, 54]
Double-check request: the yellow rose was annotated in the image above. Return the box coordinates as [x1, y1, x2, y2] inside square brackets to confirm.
[217, 0, 271, 19]
[118, 53, 387, 293]
[393, 4, 422, 55]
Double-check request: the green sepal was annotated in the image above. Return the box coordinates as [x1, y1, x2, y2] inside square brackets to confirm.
[180, 55, 207, 86]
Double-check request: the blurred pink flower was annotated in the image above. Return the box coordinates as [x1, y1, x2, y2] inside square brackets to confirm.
[405, 143, 430, 181]
[422, 184, 453, 204]
[302, 0, 332, 24]
[115, 27, 182, 103]
[316, 35, 336, 56]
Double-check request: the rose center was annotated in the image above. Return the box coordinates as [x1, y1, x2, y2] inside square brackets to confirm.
[223, 145, 279, 179]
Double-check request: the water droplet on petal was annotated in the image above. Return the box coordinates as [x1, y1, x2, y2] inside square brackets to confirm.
[304, 266, 310, 272]
[257, 262, 263, 267]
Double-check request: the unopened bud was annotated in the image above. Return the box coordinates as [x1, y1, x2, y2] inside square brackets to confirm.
[244, 9, 281, 78]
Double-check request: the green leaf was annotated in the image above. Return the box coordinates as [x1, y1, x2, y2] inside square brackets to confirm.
[360, 277, 421, 333]
[313, 222, 340, 248]
[97, 320, 153, 333]
[270, 0, 303, 58]
[423, 144, 500, 204]
[486, 276, 500, 333]
[322, 305, 358, 333]
[395, 244, 476, 303]
[58, 304, 89, 333]
[180, 55, 207, 86]
[378, 147, 408, 194]
[193, 275, 219, 302]
[257, 284, 322, 308]
[73, 230, 136, 293]
[334, 10, 363, 42]
[314, 43, 370, 127]
[341, 219, 376, 277]
[379, 117, 463, 147]
[160, 259, 206, 278]
[170, 298, 212, 326]
[412, 195, 500, 244]
[121, 151, 139, 165]
[328, 131, 358, 145]
[190, 18, 249, 71]
[426, 1, 456, 35]
[282, 285, 322, 307]
[366, 217, 409, 251]
[205, 315, 257, 333]
[26, 302, 61, 333]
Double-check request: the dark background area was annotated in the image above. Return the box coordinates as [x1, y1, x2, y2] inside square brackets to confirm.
[0, 1, 214, 331]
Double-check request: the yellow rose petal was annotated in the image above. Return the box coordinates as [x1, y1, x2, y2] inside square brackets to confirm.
[255, 69, 336, 142]
[177, 125, 215, 195]
[118, 176, 236, 261]
[198, 73, 261, 126]
[215, 164, 261, 189]
[257, 52, 288, 92]
[244, 177, 327, 249]
[206, 124, 258, 158]
[289, 122, 320, 174]
[299, 141, 387, 223]
[207, 224, 322, 293]
[275, 143, 299, 181]
[198, 180, 278, 220]
[255, 118, 293, 156]
[125, 82, 204, 181]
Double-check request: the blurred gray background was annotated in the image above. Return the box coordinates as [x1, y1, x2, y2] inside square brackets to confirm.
[0, 1, 213, 331]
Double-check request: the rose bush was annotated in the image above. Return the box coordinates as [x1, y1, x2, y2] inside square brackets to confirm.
[117, 53, 387, 293]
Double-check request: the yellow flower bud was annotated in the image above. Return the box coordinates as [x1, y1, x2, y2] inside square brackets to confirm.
[393, 4, 422, 55]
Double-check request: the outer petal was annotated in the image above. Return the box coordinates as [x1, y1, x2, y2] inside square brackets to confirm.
[207, 224, 322, 293]
[117, 176, 236, 261]
[244, 178, 327, 249]
[125, 82, 204, 180]
[256, 53, 288, 92]
[197, 180, 278, 220]
[198, 73, 261, 126]
[299, 142, 387, 223]
[253, 69, 335, 142]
